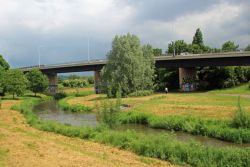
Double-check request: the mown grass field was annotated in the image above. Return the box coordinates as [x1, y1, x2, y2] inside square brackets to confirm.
[67, 84, 250, 120]
[0, 100, 175, 167]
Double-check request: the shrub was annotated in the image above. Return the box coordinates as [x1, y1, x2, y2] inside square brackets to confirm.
[96, 98, 121, 128]
[53, 92, 67, 100]
[232, 97, 250, 129]
[87, 77, 94, 84]
[62, 79, 89, 88]
[128, 90, 153, 97]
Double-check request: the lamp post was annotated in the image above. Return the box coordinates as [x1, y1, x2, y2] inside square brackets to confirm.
[88, 38, 90, 62]
[37, 45, 44, 68]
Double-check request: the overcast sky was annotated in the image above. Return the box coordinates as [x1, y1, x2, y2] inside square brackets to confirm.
[0, 0, 249, 68]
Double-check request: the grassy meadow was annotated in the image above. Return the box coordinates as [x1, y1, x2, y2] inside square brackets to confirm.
[66, 85, 250, 121]
[1, 84, 250, 167]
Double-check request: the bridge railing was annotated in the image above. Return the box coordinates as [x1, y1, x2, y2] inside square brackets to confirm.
[18, 51, 250, 70]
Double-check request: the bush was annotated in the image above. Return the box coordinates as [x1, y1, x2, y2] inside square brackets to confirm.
[87, 77, 94, 84]
[62, 79, 89, 88]
[128, 90, 153, 97]
[53, 92, 67, 100]
[232, 97, 250, 129]
[96, 98, 121, 128]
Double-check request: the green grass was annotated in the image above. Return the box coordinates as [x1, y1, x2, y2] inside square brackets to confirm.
[58, 90, 94, 113]
[117, 110, 250, 143]
[11, 97, 250, 167]
[0, 148, 9, 167]
[58, 96, 92, 112]
[210, 83, 250, 95]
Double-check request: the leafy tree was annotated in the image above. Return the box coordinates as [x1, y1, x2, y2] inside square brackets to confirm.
[26, 69, 49, 96]
[222, 41, 239, 52]
[0, 55, 9, 96]
[3, 69, 27, 99]
[0, 68, 6, 96]
[187, 44, 203, 54]
[101, 34, 155, 97]
[0, 55, 9, 70]
[192, 28, 204, 46]
[153, 48, 162, 56]
[168, 40, 188, 55]
[245, 44, 250, 51]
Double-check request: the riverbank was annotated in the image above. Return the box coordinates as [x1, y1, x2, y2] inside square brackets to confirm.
[0, 99, 175, 167]
[9, 96, 250, 166]
[63, 86, 250, 143]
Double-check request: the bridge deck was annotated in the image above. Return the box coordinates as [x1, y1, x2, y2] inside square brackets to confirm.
[19, 51, 250, 73]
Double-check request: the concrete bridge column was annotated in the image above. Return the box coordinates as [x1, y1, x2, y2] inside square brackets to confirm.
[179, 67, 197, 92]
[46, 73, 58, 94]
[94, 71, 101, 94]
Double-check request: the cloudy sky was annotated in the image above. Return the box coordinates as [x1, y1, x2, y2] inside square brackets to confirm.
[0, 0, 249, 68]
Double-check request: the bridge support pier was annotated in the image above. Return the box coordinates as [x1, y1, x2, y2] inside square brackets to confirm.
[179, 67, 197, 92]
[94, 71, 101, 94]
[46, 73, 58, 94]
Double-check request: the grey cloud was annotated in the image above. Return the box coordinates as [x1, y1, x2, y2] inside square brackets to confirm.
[0, 0, 249, 68]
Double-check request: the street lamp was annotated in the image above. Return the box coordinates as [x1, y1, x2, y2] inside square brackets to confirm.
[37, 45, 44, 68]
[171, 41, 176, 57]
[88, 38, 90, 62]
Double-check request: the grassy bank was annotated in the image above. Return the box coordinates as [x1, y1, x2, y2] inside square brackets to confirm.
[62, 89, 250, 143]
[118, 110, 250, 143]
[67, 92, 250, 120]
[1, 99, 170, 167]
[11, 97, 250, 167]
[57, 90, 94, 112]
[210, 84, 250, 95]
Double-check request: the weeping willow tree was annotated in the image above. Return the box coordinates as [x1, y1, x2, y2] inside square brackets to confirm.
[101, 34, 155, 97]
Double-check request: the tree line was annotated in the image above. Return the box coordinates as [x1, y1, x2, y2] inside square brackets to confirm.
[0, 56, 48, 99]
[101, 30, 250, 96]
[155, 28, 250, 56]
[0, 29, 249, 98]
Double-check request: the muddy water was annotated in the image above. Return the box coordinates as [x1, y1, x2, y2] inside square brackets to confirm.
[33, 101, 250, 148]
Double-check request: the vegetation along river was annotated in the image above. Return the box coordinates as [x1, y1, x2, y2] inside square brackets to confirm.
[33, 100, 250, 149]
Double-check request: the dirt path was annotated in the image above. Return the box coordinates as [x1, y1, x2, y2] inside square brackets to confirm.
[0, 100, 176, 167]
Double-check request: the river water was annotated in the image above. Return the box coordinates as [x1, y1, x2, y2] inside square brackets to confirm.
[33, 100, 250, 148]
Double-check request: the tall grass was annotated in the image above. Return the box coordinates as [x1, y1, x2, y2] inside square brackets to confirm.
[12, 97, 250, 167]
[232, 96, 250, 129]
[118, 111, 250, 143]
[96, 95, 121, 128]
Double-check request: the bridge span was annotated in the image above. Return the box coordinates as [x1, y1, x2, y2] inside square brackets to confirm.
[19, 51, 250, 93]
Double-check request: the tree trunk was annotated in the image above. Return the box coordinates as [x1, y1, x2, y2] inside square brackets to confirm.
[13, 93, 14, 99]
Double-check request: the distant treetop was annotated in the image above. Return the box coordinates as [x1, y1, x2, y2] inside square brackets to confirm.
[0, 55, 10, 70]
[192, 28, 204, 46]
[222, 41, 239, 52]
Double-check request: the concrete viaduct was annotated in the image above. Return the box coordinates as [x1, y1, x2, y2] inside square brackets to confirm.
[20, 51, 250, 93]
